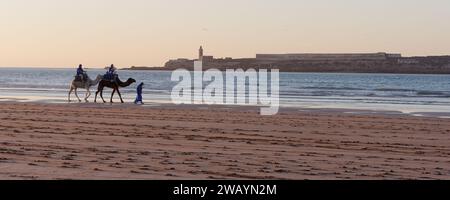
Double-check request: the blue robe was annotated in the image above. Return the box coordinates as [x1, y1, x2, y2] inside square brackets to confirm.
[77, 68, 84, 76]
[135, 84, 143, 103]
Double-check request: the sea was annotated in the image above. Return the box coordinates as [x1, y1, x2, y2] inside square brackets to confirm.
[0, 68, 449, 117]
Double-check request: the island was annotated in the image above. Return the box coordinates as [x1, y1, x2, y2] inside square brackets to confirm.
[122, 46, 450, 74]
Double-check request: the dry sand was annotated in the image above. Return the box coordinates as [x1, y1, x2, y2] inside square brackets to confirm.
[0, 102, 449, 180]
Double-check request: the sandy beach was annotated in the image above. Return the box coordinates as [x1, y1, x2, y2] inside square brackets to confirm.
[0, 102, 449, 180]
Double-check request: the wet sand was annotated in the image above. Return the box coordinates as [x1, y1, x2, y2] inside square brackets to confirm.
[0, 102, 449, 180]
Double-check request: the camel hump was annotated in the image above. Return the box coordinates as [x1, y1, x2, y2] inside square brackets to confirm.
[74, 74, 89, 82]
[74, 75, 83, 82]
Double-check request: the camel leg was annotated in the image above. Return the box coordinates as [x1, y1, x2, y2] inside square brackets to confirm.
[110, 88, 116, 103]
[100, 89, 106, 103]
[117, 88, 124, 103]
[95, 87, 101, 103]
[68, 86, 73, 102]
[74, 88, 81, 102]
[85, 87, 91, 102]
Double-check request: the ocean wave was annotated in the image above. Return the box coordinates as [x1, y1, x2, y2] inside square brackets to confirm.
[300, 86, 363, 91]
[416, 91, 449, 97]
[375, 88, 416, 92]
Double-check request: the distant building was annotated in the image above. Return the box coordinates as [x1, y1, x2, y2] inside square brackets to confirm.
[198, 46, 214, 62]
[386, 53, 402, 58]
[255, 52, 402, 61]
[202, 56, 214, 62]
[164, 48, 450, 73]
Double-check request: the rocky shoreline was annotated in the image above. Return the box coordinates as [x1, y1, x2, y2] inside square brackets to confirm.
[123, 55, 450, 74]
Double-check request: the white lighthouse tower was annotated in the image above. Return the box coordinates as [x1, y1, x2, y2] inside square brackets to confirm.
[198, 46, 204, 61]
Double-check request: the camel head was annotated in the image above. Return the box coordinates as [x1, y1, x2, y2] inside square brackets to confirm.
[95, 74, 103, 81]
[88, 74, 103, 86]
[116, 78, 136, 87]
[127, 78, 137, 84]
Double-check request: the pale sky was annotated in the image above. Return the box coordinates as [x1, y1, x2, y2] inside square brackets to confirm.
[0, 0, 449, 68]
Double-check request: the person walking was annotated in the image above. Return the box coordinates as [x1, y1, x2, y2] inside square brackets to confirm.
[134, 82, 144, 104]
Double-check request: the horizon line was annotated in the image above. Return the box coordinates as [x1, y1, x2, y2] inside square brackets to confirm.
[1, 52, 450, 69]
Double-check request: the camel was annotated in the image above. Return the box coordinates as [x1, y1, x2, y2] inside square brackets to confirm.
[94, 77, 136, 103]
[68, 74, 103, 102]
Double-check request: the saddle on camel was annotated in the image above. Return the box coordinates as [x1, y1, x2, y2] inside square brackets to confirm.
[75, 64, 88, 83]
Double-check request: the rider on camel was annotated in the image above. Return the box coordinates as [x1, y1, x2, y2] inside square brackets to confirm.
[76, 64, 87, 82]
[105, 64, 118, 83]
